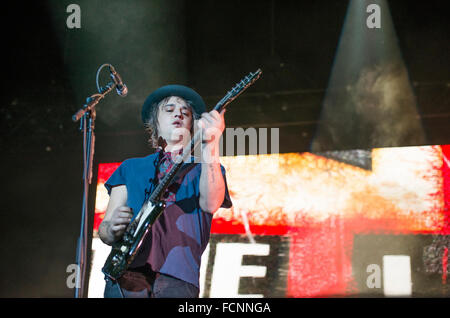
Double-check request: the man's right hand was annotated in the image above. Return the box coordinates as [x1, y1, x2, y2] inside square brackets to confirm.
[99, 185, 130, 245]
[108, 206, 133, 238]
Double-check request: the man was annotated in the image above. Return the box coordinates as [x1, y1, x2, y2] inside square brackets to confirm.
[99, 85, 232, 298]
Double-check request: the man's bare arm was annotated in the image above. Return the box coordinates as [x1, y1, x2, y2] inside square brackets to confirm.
[199, 161, 225, 213]
[198, 109, 226, 214]
[98, 185, 133, 245]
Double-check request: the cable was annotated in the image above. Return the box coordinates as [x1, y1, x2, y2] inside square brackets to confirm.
[95, 63, 112, 93]
[117, 283, 125, 298]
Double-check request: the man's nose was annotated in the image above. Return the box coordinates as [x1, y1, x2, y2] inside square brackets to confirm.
[174, 108, 184, 119]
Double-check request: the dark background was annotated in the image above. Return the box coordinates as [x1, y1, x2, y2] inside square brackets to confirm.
[0, 0, 448, 297]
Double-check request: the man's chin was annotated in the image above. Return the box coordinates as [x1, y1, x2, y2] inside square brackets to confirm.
[163, 138, 190, 149]
[169, 128, 191, 143]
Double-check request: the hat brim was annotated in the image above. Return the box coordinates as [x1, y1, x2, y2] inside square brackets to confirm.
[142, 85, 206, 123]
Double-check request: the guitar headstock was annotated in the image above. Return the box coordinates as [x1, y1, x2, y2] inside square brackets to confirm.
[217, 69, 262, 111]
[230, 69, 262, 97]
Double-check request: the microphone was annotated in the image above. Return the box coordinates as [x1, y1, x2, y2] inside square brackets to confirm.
[109, 65, 128, 97]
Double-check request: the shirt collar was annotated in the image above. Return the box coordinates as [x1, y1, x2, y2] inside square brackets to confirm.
[156, 147, 184, 161]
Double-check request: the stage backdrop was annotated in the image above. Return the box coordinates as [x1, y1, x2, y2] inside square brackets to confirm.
[88, 144, 450, 297]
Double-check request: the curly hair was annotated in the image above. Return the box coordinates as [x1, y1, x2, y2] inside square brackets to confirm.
[144, 96, 201, 148]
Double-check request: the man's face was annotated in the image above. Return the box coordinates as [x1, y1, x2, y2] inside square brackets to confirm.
[157, 96, 193, 145]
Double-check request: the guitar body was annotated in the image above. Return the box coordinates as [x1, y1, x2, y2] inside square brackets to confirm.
[102, 200, 166, 280]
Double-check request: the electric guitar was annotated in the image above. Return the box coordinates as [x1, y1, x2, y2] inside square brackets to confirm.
[102, 69, 262, 281]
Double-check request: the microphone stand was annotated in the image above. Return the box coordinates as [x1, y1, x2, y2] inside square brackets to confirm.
[72, 81, 116, 298]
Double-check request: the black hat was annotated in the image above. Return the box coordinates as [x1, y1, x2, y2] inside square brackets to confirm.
[141, 84, 206, 123]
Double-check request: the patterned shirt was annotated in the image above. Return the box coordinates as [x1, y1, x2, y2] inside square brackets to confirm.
[155, 147, 181, 204]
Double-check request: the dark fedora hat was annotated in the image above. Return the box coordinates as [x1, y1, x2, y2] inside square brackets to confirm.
[141, 84, 206, 123]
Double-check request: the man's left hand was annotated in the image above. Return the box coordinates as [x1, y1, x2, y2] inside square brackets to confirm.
[198, 109, 226, 145]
